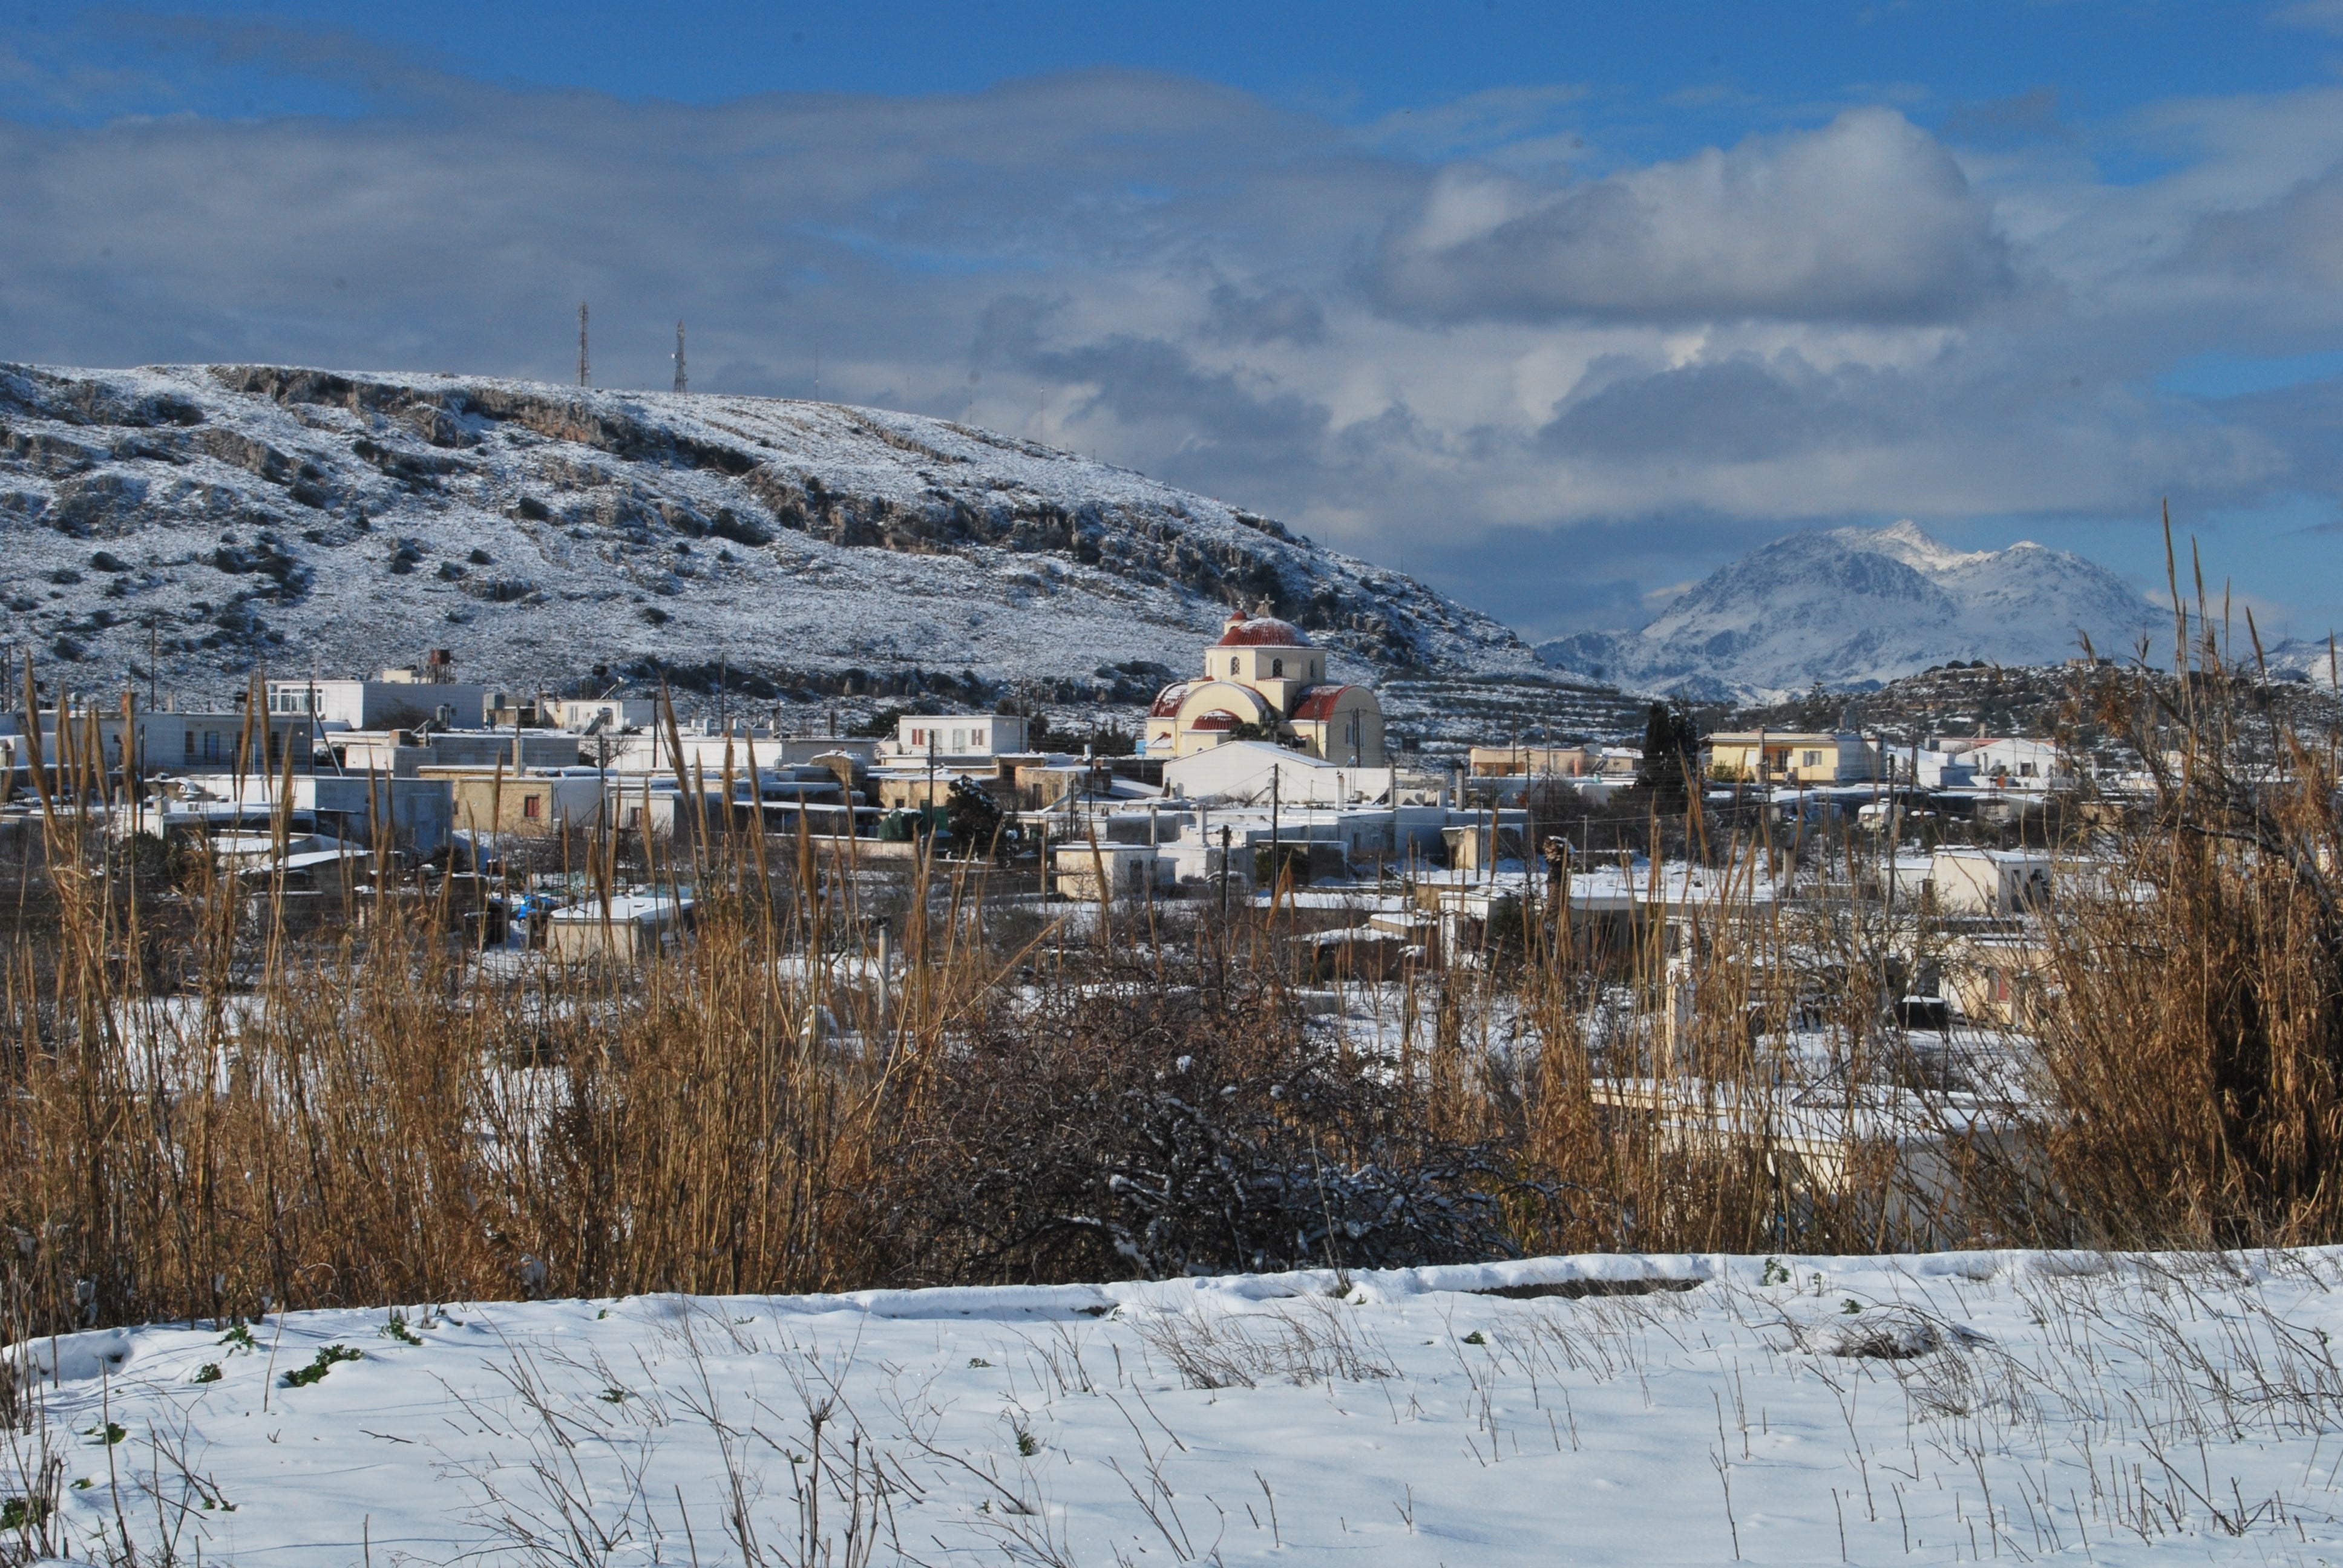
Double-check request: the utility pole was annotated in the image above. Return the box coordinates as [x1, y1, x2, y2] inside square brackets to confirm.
[812, 341, 820, 402]
[1269, 765, 1279, 895]
[1219, 824, 1231, 920]
[672, 320, 687, 394]
[577, 302, 590, 388]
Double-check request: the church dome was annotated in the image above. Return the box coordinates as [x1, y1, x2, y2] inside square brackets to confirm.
[1213, 606, 1312, 648]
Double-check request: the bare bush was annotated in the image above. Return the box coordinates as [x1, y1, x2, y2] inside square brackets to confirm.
[886, 962, 1547, 1281]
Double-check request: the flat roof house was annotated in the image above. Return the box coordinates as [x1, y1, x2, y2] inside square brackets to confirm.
[266, 675, 486, 731]
[882, 715, 1029, 761]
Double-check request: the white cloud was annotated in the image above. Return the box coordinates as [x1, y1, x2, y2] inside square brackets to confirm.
[1368, 109, 2012, 324]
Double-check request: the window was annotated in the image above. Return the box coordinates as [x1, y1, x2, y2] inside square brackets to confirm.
[1271, 659, 1284, 678]
[1801, 750, 1821, 768]
[972, 728, 986, 749]
[2019, 761, 2037, 777]
[1230, 657, 1240, 676]
[951, 728, 966, 750]
[624, 806, 642, 829]
[183, 730, 195, 760]
[522, 794, 543, 820]
[201, 731, 221, 762]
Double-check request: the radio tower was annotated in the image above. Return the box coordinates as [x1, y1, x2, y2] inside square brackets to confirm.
[672, 321, 687, 394]
[577, 302, 590, 387]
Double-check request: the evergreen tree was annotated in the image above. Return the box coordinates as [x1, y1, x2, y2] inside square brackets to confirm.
[944, 775, 1012, 863]
[1636, 699, 1701, 811]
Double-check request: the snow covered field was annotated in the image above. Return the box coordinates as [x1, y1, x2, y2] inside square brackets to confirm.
[13, 1249, 2343, 1566]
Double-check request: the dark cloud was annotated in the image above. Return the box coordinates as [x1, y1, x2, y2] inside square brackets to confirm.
[1541, 353, 1915, 463]
[1202, 281, 1325, 345]
[2175, 162, 2343, 292]
[974, 295, 1329, 492]
[1366, 109, 2012, 325]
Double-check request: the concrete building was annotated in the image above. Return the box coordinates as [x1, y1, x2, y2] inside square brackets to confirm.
[1147, 606, 1385, 766]
[1944, 931, 2055, 1026]
[545, 891, 696, 963]
[1162, 740, 1399, 807]
[1930, 848, 2057, 917]
[128, 773, 455, 858]
[1909, 736, 2070, 791]
[1049, 840, 1181, 901]
[1965, 737, 2070, 789]
[298, 775, 454, 855]
[1, 707, 312, 788]
[882, 714, 1029, 761]
[549, 696, 658, 732]
[419, 767, 606, 837]
[266, 673, 486, 731]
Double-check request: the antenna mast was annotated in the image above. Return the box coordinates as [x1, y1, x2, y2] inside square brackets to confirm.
[672, 320, 687, 394]
[577, 301, 590, 388]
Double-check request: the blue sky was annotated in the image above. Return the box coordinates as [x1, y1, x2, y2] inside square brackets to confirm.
[6, 1, 2343, 644]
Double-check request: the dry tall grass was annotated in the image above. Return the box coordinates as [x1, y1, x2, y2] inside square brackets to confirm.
[2010, 543, 2343, 1247]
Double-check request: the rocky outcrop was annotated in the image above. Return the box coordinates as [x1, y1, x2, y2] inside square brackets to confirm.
[0, 362, 1555, 727]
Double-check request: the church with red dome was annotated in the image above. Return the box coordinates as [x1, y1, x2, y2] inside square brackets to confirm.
[1144, 604, 1386, 766]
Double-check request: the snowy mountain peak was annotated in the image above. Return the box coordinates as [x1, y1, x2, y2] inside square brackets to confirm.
[1832, 519, 1996, 575]
[1538, 521, 2165, 702]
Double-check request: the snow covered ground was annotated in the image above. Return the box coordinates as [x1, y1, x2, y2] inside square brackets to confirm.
[13, 1249, 2343, 1565]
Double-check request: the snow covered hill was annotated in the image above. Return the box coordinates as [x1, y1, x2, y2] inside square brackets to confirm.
[1539, 520, 2166, 704]
[0, 363, 1569, 732]
[10, 1249, 2343, 1565]
[2261, 634, 2342, 691]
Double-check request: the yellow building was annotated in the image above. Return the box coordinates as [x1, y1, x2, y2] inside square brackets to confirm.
[1146, 607, 1386, 766]
[1468, 745, 1591, 777]
[1703, 730, 1878, 786]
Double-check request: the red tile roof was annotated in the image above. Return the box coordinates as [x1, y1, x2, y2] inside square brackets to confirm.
[1289, 684, 1356, 721]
